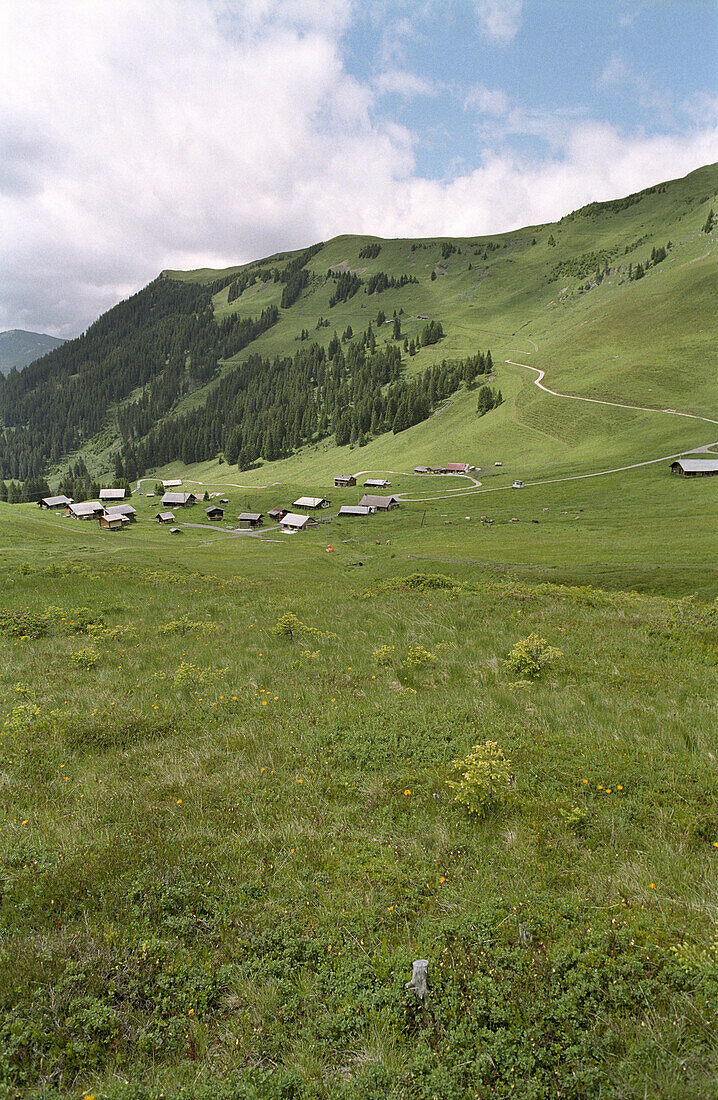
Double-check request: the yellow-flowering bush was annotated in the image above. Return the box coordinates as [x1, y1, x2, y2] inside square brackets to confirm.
[446, 740, 512, 816]
[404, 644, 436, 669]
[505, 634, 563, 679]
[69, 647, 99, 670]
[372, 644, 395, 665]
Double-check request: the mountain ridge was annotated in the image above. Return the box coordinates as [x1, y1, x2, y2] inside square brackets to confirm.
[0, 328, 67, 376]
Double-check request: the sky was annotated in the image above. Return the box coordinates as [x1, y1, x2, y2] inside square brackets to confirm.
[1, 0, 716, 338]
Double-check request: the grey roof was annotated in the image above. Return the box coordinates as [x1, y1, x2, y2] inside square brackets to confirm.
[156, 510, 174, 521]
[104, 503, 136, 516]
[364, 478, 390, 487]
[206, 505, 224, 515]
[162, 479, 182, 488]
[413, 466, 429, 474]
[293, 496, 329, 508]
[280, 512, 311, 528]
[69, 500, 103, 516]
[169, 527, 182, 533]
[359, 494, 399, 509]
[238, 512, 262, 521]
[162, 492, 195, 505]
[100, 513, 124, 525]
[334, 474, 355, 482]
[672, 458, 718, 472]
[339, 505, 371, 516]
[99, 488, 126, 500]
[41, 495, 73, 506]
[267, 507, 285, 517]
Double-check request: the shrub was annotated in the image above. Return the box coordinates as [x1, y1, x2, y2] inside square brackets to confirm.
[672, 925, 718, 976]
[373, 644, 395, 665]
[404, 644, 436, 669]
[269, 612, 336, 641]
[69, 647, 99, 670]
[446, 740, 512, 817]
[171, 661, 228, 686]
[505, 633, 563, 679]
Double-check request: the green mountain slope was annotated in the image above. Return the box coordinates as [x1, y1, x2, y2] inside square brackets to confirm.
[0, 164, 715, 487]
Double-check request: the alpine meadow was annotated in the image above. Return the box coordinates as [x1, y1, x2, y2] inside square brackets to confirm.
[0, 164, 717, 1100]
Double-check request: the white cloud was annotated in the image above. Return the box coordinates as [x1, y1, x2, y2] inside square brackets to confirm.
[375, 69, 438, 98]
[0, 0, 716, 337]
[475, 0, 522, 44]
[464, 84, 510, 116]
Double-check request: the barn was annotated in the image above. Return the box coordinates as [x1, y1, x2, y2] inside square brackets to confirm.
[334, 475, 356, 487]
[363, 478, 391, 488]
[68, 501, 104, 519]
[99, 513, 127, 531]
[339, 505, 372, 517]
[670, 458, 718, 477]
[206, 505, 224, 520]
[104, 503, 137, 522]
[161, 492, 196, 507]
[99, 488, 127, 502]
[156, 511, 175, 523]
[280, 512, 318, 531]
[359, 494, 399, 511]
[293, 496, 330, 509]
[238, 512, 263, 529]
[267, 507, 286, 521]
[445, 462, 471, 474]
[39, 495, 73, 509]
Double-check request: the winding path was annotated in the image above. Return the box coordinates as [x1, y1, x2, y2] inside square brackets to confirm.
[400, 356, 718, 503]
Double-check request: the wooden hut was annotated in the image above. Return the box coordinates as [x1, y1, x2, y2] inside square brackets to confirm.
[670, 458, 718, 476]
[238, 512, 263, 529]
[39, 495, 73, 509]
[358, 494, 399, 511]
[206, 505, 224, 520]
[280, 512, 318, 532]
[293, 496, 330, 509]
[334, 475, 356, 487]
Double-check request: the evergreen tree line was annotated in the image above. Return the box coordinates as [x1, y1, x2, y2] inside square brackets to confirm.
[112, 335, 492, 480]
[358, 243, 381, 259]
[0, 277, 219, 480]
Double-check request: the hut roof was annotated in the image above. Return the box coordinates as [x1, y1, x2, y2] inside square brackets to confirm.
[206, 505, 224, 516]
[671, 458, 718, 472]
[363, 478, 390, 487]
[281, 512, 310, 529]
[239, 512, 262, 522]
[293, 496, 328, 508]
[104, 503, 136, 517]
[99, 488, 127, 500]
[162, 492, 195, 505]
[69, 500, 103, 516]
[339, 505, 371, 516]
[267, 507, 285, 518]
[42, 495, 73, 507]
[359, 494, 399, 509]
[157, 511, 175, 521]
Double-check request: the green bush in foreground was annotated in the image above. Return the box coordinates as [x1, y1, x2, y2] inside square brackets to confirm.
[505, 632, 563, 679]
[446, 739, 512, 816]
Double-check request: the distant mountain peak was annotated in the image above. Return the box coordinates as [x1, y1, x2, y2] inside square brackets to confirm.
[0, 329, 67, 374]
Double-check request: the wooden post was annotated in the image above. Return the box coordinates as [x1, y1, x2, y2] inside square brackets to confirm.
[405, 959, 429, 999]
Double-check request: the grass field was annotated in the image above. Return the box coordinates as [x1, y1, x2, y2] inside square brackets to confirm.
[1, 469, 717, 1097]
